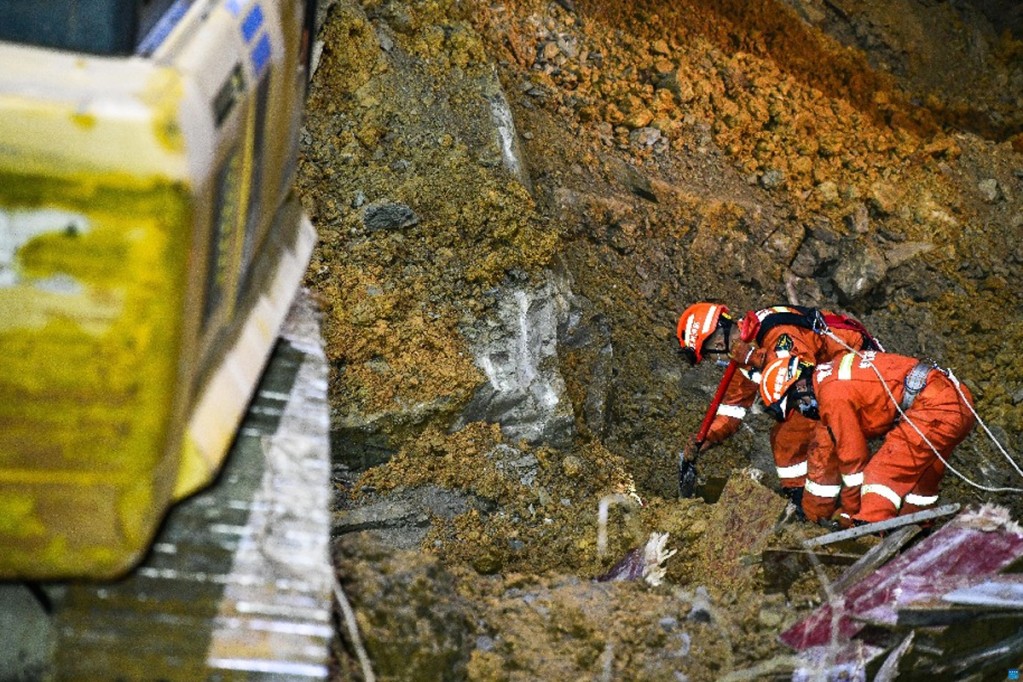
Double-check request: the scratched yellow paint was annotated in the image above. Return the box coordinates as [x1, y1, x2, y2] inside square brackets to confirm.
[143, 68, 186, 154]
[0, 494, 45, 537]
[69, 111, 97, 130]
[0, 171, 192, 578]
[0, 68, 188, 180]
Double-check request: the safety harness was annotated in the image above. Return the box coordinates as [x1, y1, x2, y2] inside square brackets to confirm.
[739, 305, 883, 351]
[822, 335, 1023, 497]
[899, 362, 933, 413]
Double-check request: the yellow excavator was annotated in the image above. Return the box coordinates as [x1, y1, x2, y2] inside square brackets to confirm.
[0, 0, 331, 677]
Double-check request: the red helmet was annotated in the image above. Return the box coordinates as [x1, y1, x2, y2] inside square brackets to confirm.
[759, 355, 816, 421]
[676, 302, 729, 365]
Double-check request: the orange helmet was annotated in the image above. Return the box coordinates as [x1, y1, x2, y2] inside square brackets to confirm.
[759, 355, 816, 421]
[677, 303, 729, 365]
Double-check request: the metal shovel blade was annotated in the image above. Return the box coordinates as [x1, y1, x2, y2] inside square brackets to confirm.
[678, 453, 698, 498]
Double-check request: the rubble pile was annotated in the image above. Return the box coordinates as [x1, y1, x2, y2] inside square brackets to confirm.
[781, 504, 1023, 680]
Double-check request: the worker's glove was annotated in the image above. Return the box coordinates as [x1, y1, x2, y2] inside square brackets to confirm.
[727, 340, 758, 366]
[685, 435, 715, 460]
[680, 435, 698, 463]
[778, 487, 806, 520]
[817, 518, 842, 532]
[779, 486, 804, 507]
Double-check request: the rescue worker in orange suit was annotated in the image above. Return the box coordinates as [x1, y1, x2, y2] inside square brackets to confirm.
[758, 351, 976, 526]
[676, 303, 881, 506]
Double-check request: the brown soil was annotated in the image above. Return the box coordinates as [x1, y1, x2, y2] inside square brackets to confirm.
[298, 0, 1023, 678]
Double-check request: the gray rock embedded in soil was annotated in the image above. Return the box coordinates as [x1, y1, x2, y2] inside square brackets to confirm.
[362, 201, 420, 231]
[456, 268, 577, 448]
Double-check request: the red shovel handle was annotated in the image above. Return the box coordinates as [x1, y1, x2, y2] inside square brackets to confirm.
[694, 359, 739, 448]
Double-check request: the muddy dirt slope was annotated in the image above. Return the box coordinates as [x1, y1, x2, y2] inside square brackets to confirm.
[297, 0, 1023, 678]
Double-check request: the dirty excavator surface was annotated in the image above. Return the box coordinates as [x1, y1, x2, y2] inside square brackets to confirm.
[0, 0, 333, 678]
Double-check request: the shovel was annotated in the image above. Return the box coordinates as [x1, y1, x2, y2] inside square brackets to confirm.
[679, 359, 739, 498]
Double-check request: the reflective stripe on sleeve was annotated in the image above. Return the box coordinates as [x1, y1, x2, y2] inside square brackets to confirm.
[862, 483, 902, 509]
[804, 480, 841, 499]
[715, 404, 747, 419]
[904, 493, 939, 507]
[838, 353, 856, 380]
[776, 461, 808, 479]
[841, 472, 864, 487]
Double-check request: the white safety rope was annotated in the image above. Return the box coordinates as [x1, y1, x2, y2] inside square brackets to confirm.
[960, 397, 1023, 481]
[821, 329, 1023, 494]
[333, 577, 377, 682]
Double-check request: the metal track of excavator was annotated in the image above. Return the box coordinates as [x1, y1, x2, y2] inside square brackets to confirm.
[0, 291, 334, 681]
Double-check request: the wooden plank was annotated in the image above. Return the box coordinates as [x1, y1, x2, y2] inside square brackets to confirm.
[801, 504, 960, 549]
[829, 525, 921, 594]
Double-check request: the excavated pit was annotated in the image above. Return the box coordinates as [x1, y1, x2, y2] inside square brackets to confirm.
[298, 0, 1023, 678]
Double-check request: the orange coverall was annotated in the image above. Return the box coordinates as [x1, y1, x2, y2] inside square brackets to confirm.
[703, 307, 873, 489]
[802, 351, 976, 525]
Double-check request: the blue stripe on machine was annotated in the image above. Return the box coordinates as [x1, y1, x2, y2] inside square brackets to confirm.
[242, 3, 265, 43]
[251, 33, 272, 75]
[136, 0, 192, 56]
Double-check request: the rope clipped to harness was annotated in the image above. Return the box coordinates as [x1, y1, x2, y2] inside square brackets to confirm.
[821, 331, 1023, 495]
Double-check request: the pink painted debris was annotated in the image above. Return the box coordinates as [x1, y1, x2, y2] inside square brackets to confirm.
[791, 641, 884, 681]
[780, 504, 1023, 651]
[942, 574, 1023, 609]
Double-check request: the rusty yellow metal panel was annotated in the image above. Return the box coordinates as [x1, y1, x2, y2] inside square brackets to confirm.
[0, 0, 317, 581]
[0, 172, 192, 579]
